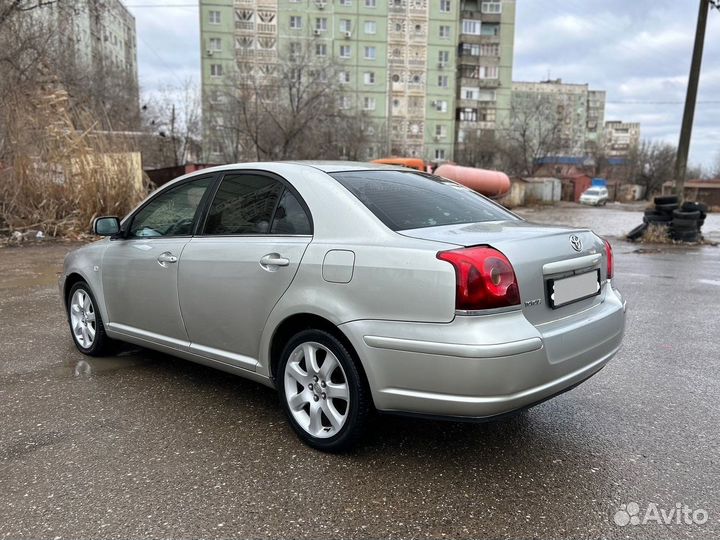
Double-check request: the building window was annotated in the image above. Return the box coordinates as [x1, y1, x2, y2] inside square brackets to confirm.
[208, 10, 220, 24]
[339, 96, 352, 109]
[340, 45, 351, 58]
[439, 25, 450, 38]
[480, 43, 500, 56]
[340, 19, 352, 33]
[480, 109, 496, 122]
[479, 65, 498, 79]
[209, 37, 221, 51]
[462, 87, 479, 100]
[364, 20, 376, 34]
[316, 43, 327, 56]
[289, 16, 302, 29]
[440, 0, 451, 12]
[438, 50, 449, 65]
[459, 108, 477, 121]
[481, 23, 500, 35]
[289, 42, 301, 56]
[462, 19, 482, 35]
[434, 100, 448, 112]
[339, 0, 352, 5]
[437, 75, 448, 88]
[365, 0, 376, 6]
[435, 148, 446, 160]
[477, 89, 496, 101]
[435, 125, 446, 137]
[481, 1, 501, 13]
[210, 64, 223, 77]
[315, 17, 328, 31]
[364, 71, 375, 84]
[364, 46, 376, 60]
[339, 71, 351, 83]
[461, 43, 479, 56]
[363, 97, 376, 110]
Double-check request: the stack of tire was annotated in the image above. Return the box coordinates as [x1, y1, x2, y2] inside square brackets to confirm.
[627, 195, 706, 242]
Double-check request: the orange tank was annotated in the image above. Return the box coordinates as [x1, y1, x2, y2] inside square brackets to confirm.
[434, 164, 511, 198]
[371, 157, 427, 172]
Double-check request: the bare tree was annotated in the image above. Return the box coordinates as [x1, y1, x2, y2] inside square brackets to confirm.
[497, 94, 563, 176]
[625, 140, 677, 199]
[454, 129, 499, 169]
[209, 42, 372, 162]
[141, 79, 201, 166]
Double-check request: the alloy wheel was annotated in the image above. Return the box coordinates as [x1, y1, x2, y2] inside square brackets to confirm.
[283, 341, 350, 438]
[70, 289, 96, 348]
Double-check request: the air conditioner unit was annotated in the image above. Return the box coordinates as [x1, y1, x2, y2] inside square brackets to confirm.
[344, 31, 352, 38]
[434, 135, 442, 141]
[313, 29, 321, 36]
[430, 100, 437, 106]
[316, 0, 327, 8]
[207, 49, 214, 56]
[438, 62, 446, 68]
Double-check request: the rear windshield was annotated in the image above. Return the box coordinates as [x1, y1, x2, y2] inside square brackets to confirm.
[331, 170, 517, 231]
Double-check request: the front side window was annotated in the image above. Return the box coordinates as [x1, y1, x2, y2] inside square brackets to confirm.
[129, 177, 214, 238]
[331, 170, 515, 231]
[203, 174, 284, 235]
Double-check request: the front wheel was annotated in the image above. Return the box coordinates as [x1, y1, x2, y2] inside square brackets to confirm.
[67, 282, 113, 356]
[278, 329, 371, 452]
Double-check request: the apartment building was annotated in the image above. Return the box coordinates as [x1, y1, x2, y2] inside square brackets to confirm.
[511, 79, 606, 157]
[604, 120, 641, 158]
[36, 0, 139, 113]
[200, 0, 516, 162]
[454, 0, 515, 162]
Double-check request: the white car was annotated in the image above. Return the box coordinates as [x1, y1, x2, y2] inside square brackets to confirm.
[579, 187, 609, 206]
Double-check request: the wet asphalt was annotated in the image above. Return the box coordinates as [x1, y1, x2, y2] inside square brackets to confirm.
[1, 207, 719, 539]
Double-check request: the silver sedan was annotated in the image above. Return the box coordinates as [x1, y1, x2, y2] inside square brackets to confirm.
[60, 162, 626, 451]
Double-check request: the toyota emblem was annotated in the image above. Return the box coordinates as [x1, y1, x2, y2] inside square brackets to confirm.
[570, 234, 583, 252]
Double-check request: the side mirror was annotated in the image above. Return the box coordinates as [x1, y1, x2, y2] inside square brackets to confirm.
[93, 216, 121, 236]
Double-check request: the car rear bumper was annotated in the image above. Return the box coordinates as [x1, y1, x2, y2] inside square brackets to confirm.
[340, 285, 626, 418]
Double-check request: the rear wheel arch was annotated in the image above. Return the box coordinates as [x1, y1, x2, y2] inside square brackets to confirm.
[269, 314, 371, 398]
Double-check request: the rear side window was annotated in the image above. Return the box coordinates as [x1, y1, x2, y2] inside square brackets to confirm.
[204, 174, 283, 235]
[270, 190, 312, 235]
[331, 170, 517, 231]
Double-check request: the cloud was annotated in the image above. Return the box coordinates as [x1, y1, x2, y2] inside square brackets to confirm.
[514, 0, 720, 169]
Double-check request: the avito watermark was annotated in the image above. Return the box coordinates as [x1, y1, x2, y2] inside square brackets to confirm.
[613, 501, 708, 527]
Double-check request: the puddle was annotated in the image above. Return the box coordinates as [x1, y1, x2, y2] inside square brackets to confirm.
[50, 350, 152, 379]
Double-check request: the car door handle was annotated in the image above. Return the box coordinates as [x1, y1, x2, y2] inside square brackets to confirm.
[157, 252, 178, 266]
[260, 253, 290, 268]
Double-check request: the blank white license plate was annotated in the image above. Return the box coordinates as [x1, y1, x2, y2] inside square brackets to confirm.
[548, 270, 601, 309]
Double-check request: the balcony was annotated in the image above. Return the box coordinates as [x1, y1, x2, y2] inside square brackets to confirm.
[235, 21, 254, 31]
[257, 23, 276, 34]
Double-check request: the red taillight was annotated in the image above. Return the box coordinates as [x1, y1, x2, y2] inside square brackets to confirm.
[603, 239, 614, 280]
[437, 246, 521, 310]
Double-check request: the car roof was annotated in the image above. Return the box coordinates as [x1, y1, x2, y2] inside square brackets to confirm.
[184, 161, 410, 176]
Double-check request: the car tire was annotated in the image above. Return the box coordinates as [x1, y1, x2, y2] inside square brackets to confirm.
[654, 203, 679, 213]
[672, 218, 699, 229]
[643, 210, 672, 224]
[673, 209, 702, 220]
[67, 282, 114, 356]
[278, 329, 371, 452]
[681, 201, 708, 216]
[627, 223, 648, 241]
[654, 195, 679, 205]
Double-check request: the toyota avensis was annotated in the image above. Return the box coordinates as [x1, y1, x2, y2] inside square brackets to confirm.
[60, 162, 626, 451]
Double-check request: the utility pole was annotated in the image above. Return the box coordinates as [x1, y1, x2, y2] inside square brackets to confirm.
[674, 0, 717, 199]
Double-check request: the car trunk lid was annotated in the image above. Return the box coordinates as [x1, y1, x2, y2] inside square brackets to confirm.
[399, 220, 608, 325]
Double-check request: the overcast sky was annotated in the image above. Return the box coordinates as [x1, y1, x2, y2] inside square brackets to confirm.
[127, 0, 720, 170]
